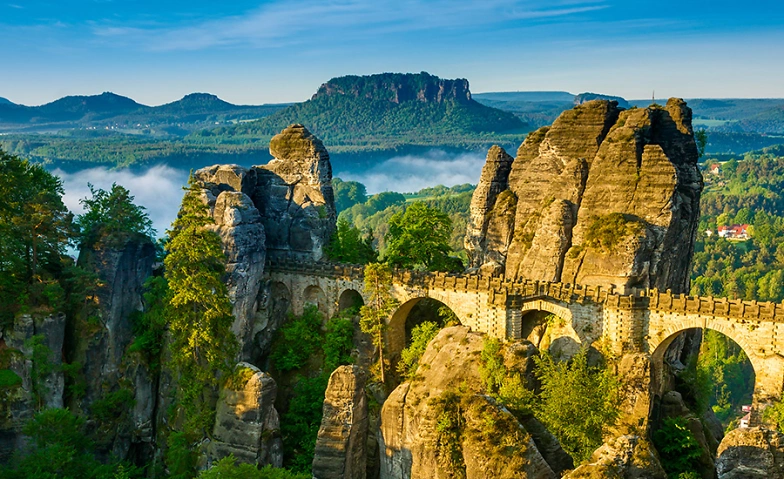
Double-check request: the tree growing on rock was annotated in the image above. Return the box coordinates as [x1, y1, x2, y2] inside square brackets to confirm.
[163, 175, 238, 470]
[76, 183, 155, 248]
[360, 262, 398, 384]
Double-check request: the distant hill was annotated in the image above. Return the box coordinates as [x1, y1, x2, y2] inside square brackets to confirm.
[574, 92, 630, 108]
[472, 91, 574, 102]
[0, 92, 288, 133]
[217, 72, 528, 147]
[0, 97, 14, 105]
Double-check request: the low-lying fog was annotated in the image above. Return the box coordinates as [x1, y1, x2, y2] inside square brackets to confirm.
[52, 149, 486, 237]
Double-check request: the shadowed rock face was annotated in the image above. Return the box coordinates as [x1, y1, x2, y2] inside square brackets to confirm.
[716, 427, 784, 479]
[465, 99, 703, 293]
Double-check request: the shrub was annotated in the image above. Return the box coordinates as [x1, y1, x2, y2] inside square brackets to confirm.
[270, 306, 324, 373]
[652, 416, 703, 478]
[199, 455, 309, 478]
[397, 321, 440, 380]
[323, 315, 355, 373]
[584, 213, 644, 252]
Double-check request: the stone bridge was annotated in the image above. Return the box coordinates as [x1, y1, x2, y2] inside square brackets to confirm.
[266, 258, 784, 424]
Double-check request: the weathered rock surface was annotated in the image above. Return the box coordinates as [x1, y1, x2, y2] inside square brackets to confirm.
[254, 124, 336, 261]
[716, 427, 784, 479]
[192, 125, 337, 362]
[465, 145, 514, 271]
[379, 326, 557, 479]
[0, 312, 67, 459]
[312, 365, 368, 479]
[467, 99, 702, 293]
[74, 237, 156, 459]
[207, 191, 266, 358]
[208, 362, 283, 468]
[564, 434, 666, 479]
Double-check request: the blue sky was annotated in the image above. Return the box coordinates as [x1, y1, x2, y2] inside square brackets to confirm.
[1, 0, 783, 105]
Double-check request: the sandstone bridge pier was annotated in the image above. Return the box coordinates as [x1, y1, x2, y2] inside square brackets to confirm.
[267, 257, 784, 427]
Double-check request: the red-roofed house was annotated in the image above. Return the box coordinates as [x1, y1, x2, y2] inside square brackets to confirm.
[718, 224, 750, 240]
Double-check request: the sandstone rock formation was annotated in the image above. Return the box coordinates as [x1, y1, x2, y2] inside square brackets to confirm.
[192, 124, 337, 360]
[564, 434, 666, 479]
[0, 313, 67, 459]
[465, 145, 514, 275]
[716, 427, 784, 479]
[207, 362, 283, 468]
[312, 365, 368, 479]
[466, 99, 702, 293]
[379, 326, 557, 479]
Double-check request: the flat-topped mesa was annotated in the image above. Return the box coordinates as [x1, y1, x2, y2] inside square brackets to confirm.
[312, 72, 472, 104]
[466, 98, 703, 293]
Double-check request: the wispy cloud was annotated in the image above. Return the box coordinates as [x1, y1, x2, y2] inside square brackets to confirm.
[92, 0, 608, 51]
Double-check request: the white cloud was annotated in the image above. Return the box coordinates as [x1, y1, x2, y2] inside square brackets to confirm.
[336, 150, 486, 194]
[91, 0, 608, 51]
[53, 165, 188, 237]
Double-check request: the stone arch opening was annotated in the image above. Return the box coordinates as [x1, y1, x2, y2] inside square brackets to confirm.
[518, 301, 583, 361]
[651, 327, 756, 434]
[303, 285, 327, 314]
[387, 297, 461, 366]
[338, 289, 364, 312]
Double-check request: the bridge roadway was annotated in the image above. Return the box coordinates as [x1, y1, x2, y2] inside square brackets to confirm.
[266, 258, 784, 424]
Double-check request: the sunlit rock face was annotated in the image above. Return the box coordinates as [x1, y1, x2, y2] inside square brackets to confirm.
[379, 326, 559, 479]
[716, 427, 784, 479]
[207, 362, 283, 468]
[192, 124, 337, 360]
[312, 365, 369, 479]
[466, 99, 702, 293]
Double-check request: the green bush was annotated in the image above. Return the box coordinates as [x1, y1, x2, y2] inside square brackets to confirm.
[323, 315, 355, 373]
[584, 213, 644, 252]
[653, 416, 703, 478]
[92, 388, 135, 423]
[280, 374, 330, 473]
[397, 321, 440, 380]
[199, 455, 309, 478]
[0, 369, 22, 389]
[533, 348, 621, 463]
[270, 305, 324, 372]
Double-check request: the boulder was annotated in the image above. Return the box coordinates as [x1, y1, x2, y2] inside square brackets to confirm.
[312, 365, 369, 479]
[716, 427, 784, 479]
[564, 435, 666, 479]
[379, 327, 557, 479]
[208, 362, 283, 468]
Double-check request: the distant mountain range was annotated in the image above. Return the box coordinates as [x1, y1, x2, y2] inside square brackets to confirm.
[0, 92, 289, 134]
[2, 73, 784, 167]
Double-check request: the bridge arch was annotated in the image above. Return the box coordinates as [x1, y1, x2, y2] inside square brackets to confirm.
[303, 284, 327, 314]
[338, 288, 364, 312]
[648, 316, 778, 423]
[386, 296, 462, 364]
[518, 299, 592, 360]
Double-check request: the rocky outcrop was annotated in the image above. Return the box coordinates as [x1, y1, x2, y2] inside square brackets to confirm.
[254, 124, 336, 261]
[466, 99, 702, 293]
[313, 72, 472, 104]
[207, 362, 283, 468]
[193, 125, 336, 362]
[716, 427, 784, 479]
[207, 190, 266, 358]
[379, 327, 557, 479]
[465, 145, 514, 274]
[312, 365, 368, 479]
[564, 435, 666, 479]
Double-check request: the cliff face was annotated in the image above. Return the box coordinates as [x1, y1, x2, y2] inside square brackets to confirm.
[465, 99, 703, 293]
[193, 124, 336, 362]
[313, 72, 472, 104]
